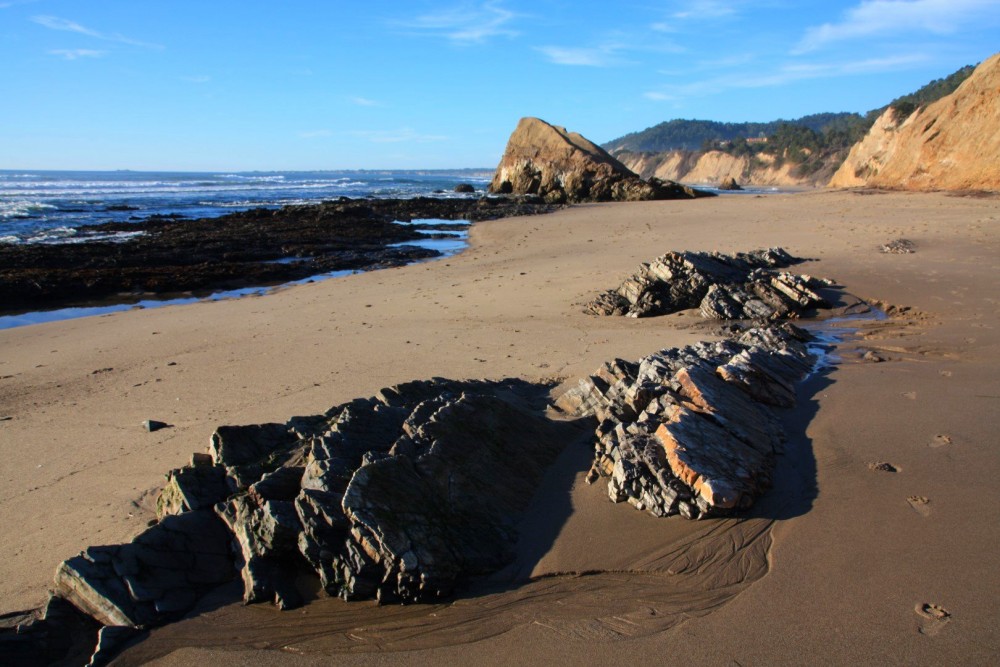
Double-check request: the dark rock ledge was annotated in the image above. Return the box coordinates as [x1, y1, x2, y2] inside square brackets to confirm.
[0, 196, 557, 314]
[1, 335, 822, 665]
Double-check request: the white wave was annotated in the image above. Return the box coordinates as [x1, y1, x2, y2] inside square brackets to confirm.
[17, 228, 145, 245]
[0, 235, 20, 244]
[0, 201, 57, 218]
[215, 173, 287, 182]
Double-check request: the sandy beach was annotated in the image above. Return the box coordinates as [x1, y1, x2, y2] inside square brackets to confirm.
[2, 189, 998, 664]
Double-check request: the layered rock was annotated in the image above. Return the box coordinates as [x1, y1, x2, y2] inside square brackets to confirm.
[556, 324, 816, 519]
[585, 247, 830, 319]
[488, 117, 712, 203]
[830, 52, 1000, 191]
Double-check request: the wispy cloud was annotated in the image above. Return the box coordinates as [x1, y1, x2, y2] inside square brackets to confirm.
[47, 48, 105, 60]
[796, 0, 1000, 53]
[536, 44, 631, 67]
[31, 15, 164, 49]
[299, 129, 333, 139]
[671, 0, 739, 20]
[0, 0, 40, 8]
[351, 128, 448, 143]
[400, 1, 519, 44]
[645, 53, 929, 100]
[348, 96, 381, 107]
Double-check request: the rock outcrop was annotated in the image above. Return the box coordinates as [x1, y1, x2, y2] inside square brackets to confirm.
[488, 117, 712, 203]
[584, 247, 830, 319]
[3, 259, 840, 664]
[830, 52, 1000, 191]
[556, 323, 816, 519]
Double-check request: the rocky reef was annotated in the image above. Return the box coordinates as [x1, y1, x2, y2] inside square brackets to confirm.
[584, 247, 831, 319]
[0, 196, 557, 314]
[488, 117, 713, 203]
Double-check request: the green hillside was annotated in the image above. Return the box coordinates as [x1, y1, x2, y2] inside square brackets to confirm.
[603, 63, 977, 155]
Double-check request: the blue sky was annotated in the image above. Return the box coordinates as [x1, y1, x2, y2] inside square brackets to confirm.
[2, 0, 998, 170]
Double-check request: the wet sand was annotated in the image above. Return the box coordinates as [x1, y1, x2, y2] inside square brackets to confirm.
[1, 190, 997, 664]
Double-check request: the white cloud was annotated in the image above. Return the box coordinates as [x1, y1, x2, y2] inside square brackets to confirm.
[351, 128, 448, 143]
[645, 53, 929, 99]
[348, 96, 381, 107]
[402, 1, 519, 44]
[672, 1, 739, 20]
[536, 44, 630, 67]
[796, 0, 1000, 53]
[31, 14, 164, 49]
[299, 130, 333, 139]
[47, 48, 105, 60]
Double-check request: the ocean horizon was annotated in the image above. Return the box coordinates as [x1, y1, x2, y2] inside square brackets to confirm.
[0, 168, 494, 245]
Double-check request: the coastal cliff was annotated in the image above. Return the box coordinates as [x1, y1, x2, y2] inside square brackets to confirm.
[617, 150, 825, 188]
[830, 53, 1000, 190]
[488, 117, 709, 202]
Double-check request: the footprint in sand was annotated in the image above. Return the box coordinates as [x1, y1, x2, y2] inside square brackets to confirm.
[902, 391, 918, 400]
[915, 603, 951, 636]
[868, 461, 899, 473]
[930, 434, 952, 449]
[939, 370, 953, 377]
[906, 495, 931, 517]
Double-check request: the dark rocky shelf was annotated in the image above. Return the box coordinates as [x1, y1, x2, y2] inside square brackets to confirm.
[0, 196, 557, 314]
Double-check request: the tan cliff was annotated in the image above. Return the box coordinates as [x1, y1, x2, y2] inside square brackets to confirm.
[616, 150, 827, 189]
[830, 52, 1000, 190]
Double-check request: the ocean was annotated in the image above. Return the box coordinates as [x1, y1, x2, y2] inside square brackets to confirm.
[0, 169, 493, 245]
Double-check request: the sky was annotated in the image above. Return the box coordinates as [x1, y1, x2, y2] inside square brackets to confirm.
[2, 0, 998, 171]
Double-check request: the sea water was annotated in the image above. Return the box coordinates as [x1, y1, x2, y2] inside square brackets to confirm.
[0, 169, 492, 244]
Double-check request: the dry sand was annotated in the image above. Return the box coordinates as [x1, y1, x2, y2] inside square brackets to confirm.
[1, 190, 998, 664]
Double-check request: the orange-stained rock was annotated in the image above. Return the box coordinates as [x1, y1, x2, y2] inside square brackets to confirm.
[654, 406, 767, 510]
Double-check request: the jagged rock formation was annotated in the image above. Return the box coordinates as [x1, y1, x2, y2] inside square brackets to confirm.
[830, 52, 1000, 191]
[488, 117, 713, 203]
[1, 264, 837, 663]
[585, 247, 830, 319]
[556, 324, 816, 519]
[54, 511, 235, 629]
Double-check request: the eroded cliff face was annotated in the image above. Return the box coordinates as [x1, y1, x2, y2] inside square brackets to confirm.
[830, 53, 1000, 191]
[617, 150, 824, 188]
[488, 117, 710, 202]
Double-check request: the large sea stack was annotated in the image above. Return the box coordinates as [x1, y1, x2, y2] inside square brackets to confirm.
[488, 117, 711, 203]
[830, 52, 1000, 191]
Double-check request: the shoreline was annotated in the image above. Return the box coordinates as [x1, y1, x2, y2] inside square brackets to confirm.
[1, 190, 998, 663]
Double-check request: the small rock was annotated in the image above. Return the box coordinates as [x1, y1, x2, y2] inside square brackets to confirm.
[143, 420, 169, 432]
[453, 183, 475, 193]
[868, 461, 898, 473]
[862, 350, 886, 363]
[880, 238, 916, 254]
